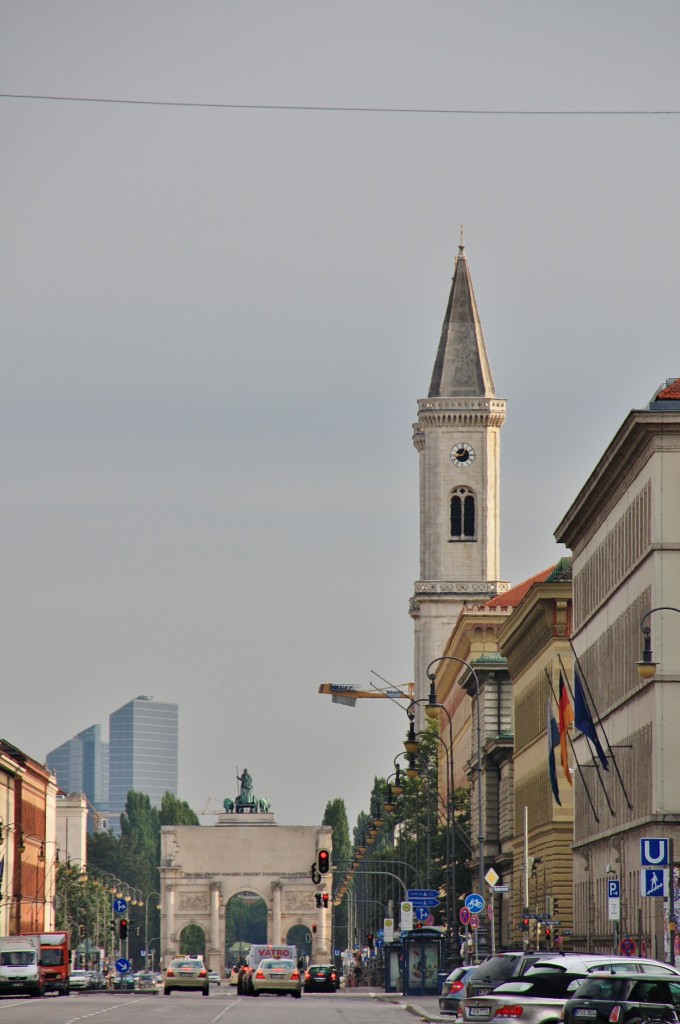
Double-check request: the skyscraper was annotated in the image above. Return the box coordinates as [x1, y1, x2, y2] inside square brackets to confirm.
[47, 723, 109, 832]
[108, 695, 178, 829]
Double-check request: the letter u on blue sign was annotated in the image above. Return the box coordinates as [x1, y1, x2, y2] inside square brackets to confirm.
[641, 838, 669, 867]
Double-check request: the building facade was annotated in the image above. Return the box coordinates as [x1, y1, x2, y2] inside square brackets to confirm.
[555, 377, 680, 958]
[47, 723, 109, 832]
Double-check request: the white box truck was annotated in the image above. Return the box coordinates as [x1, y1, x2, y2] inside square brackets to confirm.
[0, 934, 43, 997]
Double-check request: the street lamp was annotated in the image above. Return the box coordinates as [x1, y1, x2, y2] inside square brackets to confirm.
[427, 654, 486, 957]
[637, 606, 680, 680]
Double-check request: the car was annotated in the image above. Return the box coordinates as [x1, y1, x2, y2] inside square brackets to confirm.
[209, 971, 221, 985]
[440, 966, 478, 1016]
[237, 964, 254, 994]
[134, 971, 157, 991]
[467, 953, 560, 997]
[460, 971, 591, 1024]
[563, 971, 680, 1024]
[69, 970, 94, 991]
[229, 965, 240, 986]
[252, 957, 302, 998]
[304, 963, 339, 992]
[527, 955, 680, 978]
[112, 972, 136, 990]
[164, 957, 210, 996]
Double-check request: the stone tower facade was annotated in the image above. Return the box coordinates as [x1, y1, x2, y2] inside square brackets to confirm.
[410, 245, 508, 701]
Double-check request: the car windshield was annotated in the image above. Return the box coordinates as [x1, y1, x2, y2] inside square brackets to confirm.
[576, 977, 636, 1000]
[260, 959, 294, 969]
[1, 951, 36, 966]
[171, 961, 197, 969]
[473, 955, 521, 981]
[496, 973, 587, 999]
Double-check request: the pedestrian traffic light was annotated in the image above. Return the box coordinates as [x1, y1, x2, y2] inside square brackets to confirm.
[315, 893, 322, 908]
[366, 932, 374, 949]
[521, 917, 529, 932]
[545, 926, 551, 939]
[119, 919, 128, 940]
[322, 893, 329, 908]
[317, 849, 330, 875]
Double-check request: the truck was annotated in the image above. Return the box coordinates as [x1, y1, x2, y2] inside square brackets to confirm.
[29, 932, 70, 995]
[0, 934, 43, 997]
[238, 944, 297, 995]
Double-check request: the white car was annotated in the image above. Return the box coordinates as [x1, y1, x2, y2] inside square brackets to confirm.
[209, 971, 221, 985]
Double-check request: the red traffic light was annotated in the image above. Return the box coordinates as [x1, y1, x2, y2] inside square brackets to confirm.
[322, 893, 329, 908]
[317, 849, 330, 874]
[119, 918, 128, 940]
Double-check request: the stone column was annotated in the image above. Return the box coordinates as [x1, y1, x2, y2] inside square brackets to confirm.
[272, 882, 282, 944]
[210, 882, 221, 972]
[165, 885, 175, 967]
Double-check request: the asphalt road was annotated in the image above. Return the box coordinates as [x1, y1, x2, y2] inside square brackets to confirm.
[0, 987, 441, 1024]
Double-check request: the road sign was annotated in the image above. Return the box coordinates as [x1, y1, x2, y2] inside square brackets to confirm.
[641, 867, 668, 897]
[410, 897, 440, 908]
[415, 906, 430, 922]
[608, 879, 620, 898]
[465, 893, 485, 914]
[493, 885, 510, 893]
[113, 898, 127, 914]
[619, 938, 637, 957]
[640, 838, 669, 867]
[469, 914, 480, 930]
[485, 868, 500, 887]
[407, 889, 439, 899]
[459, 907, 470, 925]
[116, 958, 131, 974]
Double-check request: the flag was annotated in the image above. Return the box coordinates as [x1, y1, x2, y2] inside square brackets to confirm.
[574, 667, 609, 770]
[558, 673, 574, 785]
[547, 699, 561, 805]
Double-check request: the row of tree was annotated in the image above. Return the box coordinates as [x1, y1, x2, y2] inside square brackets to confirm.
[322, 719, 472, 952]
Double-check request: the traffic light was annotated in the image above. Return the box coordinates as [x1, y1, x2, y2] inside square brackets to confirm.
[119, 919, 128, 940]
[78, 924, 85, 939]
[317, 849, 330, 875]
[545, 926, 551, 939]
[315, 893, 322, 908]
[366, 933, 374, 949]
[521, 917, 529, 932]
[110, 919, 116, 933]
[322, 893, 329, 908]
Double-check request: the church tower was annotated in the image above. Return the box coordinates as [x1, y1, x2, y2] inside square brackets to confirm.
[410, 244, 508, 701]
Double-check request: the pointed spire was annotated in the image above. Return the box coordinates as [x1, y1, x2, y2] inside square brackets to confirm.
[428, 244, 496, 399]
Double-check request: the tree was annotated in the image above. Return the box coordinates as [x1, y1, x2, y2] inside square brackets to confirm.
[160, 792, 199, 826]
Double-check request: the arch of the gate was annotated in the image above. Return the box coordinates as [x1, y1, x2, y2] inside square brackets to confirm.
[179, 922, 206, 956]
[225, 890, 268, 952]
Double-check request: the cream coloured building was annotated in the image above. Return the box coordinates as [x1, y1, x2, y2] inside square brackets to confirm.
[555, 377, 680, 957]
[160, 815, 332, 974]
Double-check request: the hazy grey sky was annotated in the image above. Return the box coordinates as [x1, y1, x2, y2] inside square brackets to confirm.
[2, 2, 679, 831]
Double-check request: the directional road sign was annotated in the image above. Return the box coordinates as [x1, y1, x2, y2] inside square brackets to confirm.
[465, 893, 485, 914]
[113, 898, 127, 914]
[116, 958, 131, 974]
[410, 897, 440, 908]
[407, 889, 439, 900]
[415, 906, 430, 922]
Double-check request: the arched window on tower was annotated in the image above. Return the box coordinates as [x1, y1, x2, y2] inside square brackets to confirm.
[450, 487, 476, 541]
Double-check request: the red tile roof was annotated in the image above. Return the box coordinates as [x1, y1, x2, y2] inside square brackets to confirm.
[483, 567, 554, 609]
[656, 377, 680, 400]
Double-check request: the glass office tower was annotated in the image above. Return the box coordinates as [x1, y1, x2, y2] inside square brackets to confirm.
[108, 695, 178, 830]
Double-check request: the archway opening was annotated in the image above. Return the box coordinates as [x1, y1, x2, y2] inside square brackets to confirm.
[180, 923, 206, 957]
[225, 891, 267, 966]
[286, 923, 312, 960]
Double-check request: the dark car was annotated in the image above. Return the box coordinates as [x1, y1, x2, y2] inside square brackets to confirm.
[467, 953, 559, 997]
[304, 963, 339, 992]
[563, 971, 680, 1024]
[440, 966, 477, 1016]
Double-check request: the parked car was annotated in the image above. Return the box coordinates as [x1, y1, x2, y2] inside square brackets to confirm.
[460, 970, 589, 1024]
[440, 966, 478, 1016]
[252, 957, 302, 998]
[229, 965, 240, 986]
[527, 955, 680, 978]
[164, 957, 210, 996]
[563, 971, 680, 1024]
[134, 971, 157, 991]
[467, 953, 560, 997]
[304, 963, 339, 992]
[112, 972, 136, 990]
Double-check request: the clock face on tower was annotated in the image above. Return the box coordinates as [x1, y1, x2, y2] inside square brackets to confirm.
[450, 442, 475, 467]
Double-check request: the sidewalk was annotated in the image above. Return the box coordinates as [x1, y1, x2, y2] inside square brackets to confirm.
[372, 990, 450, 1022]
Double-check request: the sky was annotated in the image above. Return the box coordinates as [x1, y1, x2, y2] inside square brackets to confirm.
[2, 2, 679, 833]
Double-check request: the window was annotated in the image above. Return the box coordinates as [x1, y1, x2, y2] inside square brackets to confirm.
[450, 488, 476, 540]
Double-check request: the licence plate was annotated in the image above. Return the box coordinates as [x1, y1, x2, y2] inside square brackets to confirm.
[468, 1008, 491, 1018]
[574, 1011, 598, 1018]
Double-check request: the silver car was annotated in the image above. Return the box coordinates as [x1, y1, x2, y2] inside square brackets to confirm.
[460, 971, 588, 1024]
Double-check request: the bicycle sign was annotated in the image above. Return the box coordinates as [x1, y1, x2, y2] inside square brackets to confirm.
[465, 893, 485, 914]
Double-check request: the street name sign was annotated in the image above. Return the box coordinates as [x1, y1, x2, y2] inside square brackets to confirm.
[407, 889, 439, 900]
